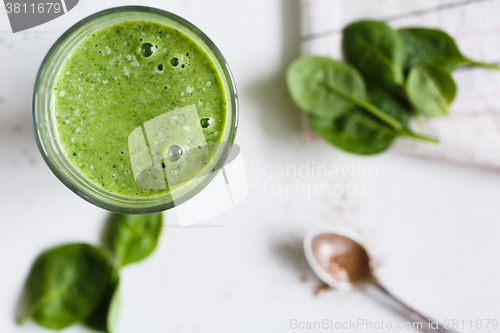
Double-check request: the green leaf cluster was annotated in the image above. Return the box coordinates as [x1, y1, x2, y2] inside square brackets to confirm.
[287, 20, 499, 155]
[19, 213, 163, 332]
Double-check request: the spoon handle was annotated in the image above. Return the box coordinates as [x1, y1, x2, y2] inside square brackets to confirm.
[374, 283, 460, 333]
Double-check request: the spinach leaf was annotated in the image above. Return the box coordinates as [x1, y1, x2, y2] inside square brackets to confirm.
[406, 64, 457, 117]
[83, 270, 120, 332]
[105, 213, 163, 268]
[367, 89, 410, 129]
[309, 89, 437, 155]
[368, 89, 437, 142]
[21, 244, 111, 330]
[287, 56, 366, 119]
[343, 20, 406, 86]
[309, 108, 398, 155]
[287, 56, 402, 130]
[399, 28, 500, 72]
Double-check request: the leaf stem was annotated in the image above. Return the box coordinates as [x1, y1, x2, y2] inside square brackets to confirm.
[325, 82, 403, 130]
[400, 130, 439, 143]
[467, 59, 500, 70]
[354, 99, 403, 131]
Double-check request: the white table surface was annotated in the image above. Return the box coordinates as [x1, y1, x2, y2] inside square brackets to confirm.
[1, 1, 499, 332]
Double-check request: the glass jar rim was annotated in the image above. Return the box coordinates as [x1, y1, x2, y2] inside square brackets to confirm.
[32, 6, 238, 214]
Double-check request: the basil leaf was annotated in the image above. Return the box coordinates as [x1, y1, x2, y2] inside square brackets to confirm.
[105, 213, 163, 268]
[21, 244, 111, 330]
[287, 56, 402, 130]
[343, 20, 406, 86]
[83, 270, 120, 332]
[399, 28, 500, 72]
[406, 64, 457, 117]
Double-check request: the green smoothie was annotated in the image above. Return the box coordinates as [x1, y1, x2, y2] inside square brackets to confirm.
[53, 20, 227, 198]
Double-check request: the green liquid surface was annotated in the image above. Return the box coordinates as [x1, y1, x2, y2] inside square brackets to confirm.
[53, 20, 227, 198]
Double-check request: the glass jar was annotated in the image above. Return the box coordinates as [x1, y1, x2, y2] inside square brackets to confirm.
[32, 6, 238, 214]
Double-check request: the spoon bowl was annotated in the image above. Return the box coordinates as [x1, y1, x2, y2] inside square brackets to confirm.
[304, 227, 375, 291]
[304, 227, 460, 333]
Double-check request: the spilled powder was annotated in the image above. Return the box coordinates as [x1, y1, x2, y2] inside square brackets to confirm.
[313, 281, 331, 296]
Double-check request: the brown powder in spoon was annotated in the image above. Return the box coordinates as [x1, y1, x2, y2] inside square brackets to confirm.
[311, 233, 372, 284]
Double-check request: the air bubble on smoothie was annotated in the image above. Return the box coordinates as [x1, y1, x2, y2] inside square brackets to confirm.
[166, 145, 183, 162]
[207, 81, 212, 86]
[200, 118, 212, 128]
[171, 58, 179, 66]
[139, 43, 155, 57]
[111, 172, 118, 179]
[186, 85, 194, 93]
[158, 64, 163, 71]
